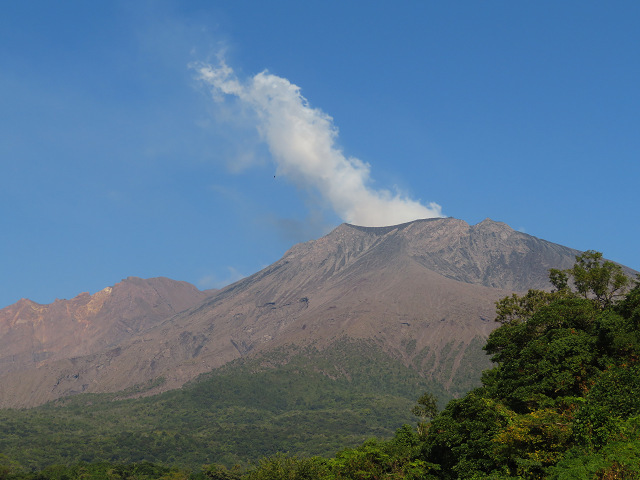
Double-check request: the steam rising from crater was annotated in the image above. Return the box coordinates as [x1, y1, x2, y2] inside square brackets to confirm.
[195, 60, 443, 227]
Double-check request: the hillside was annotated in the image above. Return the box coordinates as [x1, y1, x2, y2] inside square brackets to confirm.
[0, 339, 446, 469]
[2, 247, 638, 475]
[0, 217, 596, 408]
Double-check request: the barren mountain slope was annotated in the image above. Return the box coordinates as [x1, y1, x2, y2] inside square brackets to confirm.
[0, 217, 605, 408]
[0, 277, 212, 377]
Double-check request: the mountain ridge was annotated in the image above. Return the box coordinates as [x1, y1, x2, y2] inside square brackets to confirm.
[0, 277, 212, 378]
[0, 217, 634, 408]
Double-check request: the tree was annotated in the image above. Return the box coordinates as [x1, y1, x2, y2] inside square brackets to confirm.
[615, 274, 640, 321]
[485, 297, 600, 411]
[494, 289, 567, 325]
[203, 464, 242, 480]
[493, 407, 574, 478]
[550, 250, 630, 310]
[411, 393, 438, 437]
[422, 390, 512, 479]
[0, 455, 20, 480]
[419, 252, 638, 478]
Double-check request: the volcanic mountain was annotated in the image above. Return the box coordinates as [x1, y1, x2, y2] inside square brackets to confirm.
[0, 277, 212, 376]
[0, 217, 616, 408]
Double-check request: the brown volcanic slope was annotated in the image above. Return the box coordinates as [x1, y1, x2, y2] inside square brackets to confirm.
[0, 218, 597, 407]
[0, 277, 211, 378]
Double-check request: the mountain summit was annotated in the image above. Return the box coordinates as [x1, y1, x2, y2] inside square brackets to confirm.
[280, 217, 579, 291]
[0, 218, 614, 407]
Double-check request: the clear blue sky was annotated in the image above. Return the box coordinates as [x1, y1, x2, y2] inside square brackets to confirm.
[1, 1, 639, 307]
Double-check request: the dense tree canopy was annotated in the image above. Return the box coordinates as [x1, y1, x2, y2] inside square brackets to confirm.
[420, 251, 640, 478]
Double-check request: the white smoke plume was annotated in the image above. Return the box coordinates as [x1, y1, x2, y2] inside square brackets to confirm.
[195, 60, 443, 227]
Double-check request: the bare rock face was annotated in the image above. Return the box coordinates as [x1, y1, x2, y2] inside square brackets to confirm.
[0, 218, 627, 408]
[279, 218, 581, 292]
[0, 277, 211, 377]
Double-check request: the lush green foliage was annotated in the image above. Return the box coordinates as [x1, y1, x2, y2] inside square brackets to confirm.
[0, 340, 448, 470]
[3, 251, 639, 479]
[550, 250, 631, 309]
[0, 459, 191, 480]
[418, 251, 640, 478]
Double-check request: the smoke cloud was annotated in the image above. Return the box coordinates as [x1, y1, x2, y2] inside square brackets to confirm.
[195, 60, 443, 227]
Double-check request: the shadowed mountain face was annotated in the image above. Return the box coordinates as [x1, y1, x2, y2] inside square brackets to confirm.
[0, 218, 608, 408]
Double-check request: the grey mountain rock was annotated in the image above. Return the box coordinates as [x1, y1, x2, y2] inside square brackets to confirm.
[0, 217, 628, 408]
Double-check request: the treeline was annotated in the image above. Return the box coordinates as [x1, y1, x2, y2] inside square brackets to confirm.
[0, 340, 449, 470]
[3, 251, 640, 478]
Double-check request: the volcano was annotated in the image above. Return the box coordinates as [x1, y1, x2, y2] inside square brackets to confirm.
[1, 217, 614, 408]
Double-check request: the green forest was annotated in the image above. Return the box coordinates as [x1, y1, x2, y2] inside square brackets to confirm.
[2, 251, 640, 479]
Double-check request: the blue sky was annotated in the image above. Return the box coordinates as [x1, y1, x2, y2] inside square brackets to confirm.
[1, 1, 639, 307]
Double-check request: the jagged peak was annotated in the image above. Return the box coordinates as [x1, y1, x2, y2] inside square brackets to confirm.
[9, 298, 47, 311]
[16, 297, 38, 305]
[475, 218, 512, 228]
[471, 218, 519, 238]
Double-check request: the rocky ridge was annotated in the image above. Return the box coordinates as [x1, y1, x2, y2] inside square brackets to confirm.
[0, 217, 629, 408]
[0, 277, 211, 378]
